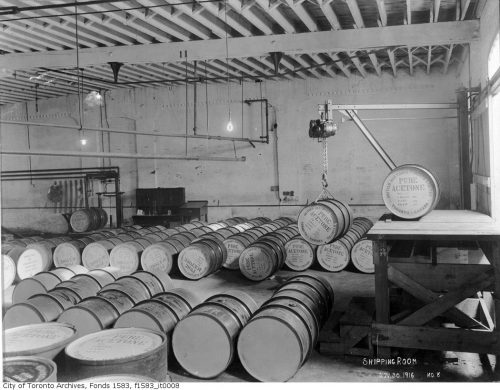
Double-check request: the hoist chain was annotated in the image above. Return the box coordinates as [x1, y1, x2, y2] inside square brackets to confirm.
[321, 137, 328, 189]
[316, 137, 334, 202]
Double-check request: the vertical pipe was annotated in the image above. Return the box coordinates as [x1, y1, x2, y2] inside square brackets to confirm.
[153, 139, 159, 188]
[185, 60, 189, 156]
[193, 61, 197, 136]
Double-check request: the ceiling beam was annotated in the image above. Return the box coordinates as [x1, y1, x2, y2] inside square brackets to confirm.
[318, 0, 341, 30]
[376, 0, 387, 27]
[2, 21, 480, 71]
[434, 0, 441, 22]
[346, 0, 365, 28]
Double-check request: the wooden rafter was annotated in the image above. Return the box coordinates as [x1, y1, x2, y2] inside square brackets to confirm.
[443, 44, 454, 74]
[318, 0, 341, 30]
[345, 0, 365, 28]
[349, 52, 367, 78]
[285, 0, 317, 32]
[387, 49, 397, 77]
[376, 0, 387, 27]
[368, 53, 382, 76]
[427, 46, 433, 74]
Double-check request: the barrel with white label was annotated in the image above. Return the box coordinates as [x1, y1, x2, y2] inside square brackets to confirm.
[3, 356, 57, 382]
[284, 237, 316, 271]
[3, 323, 77, 359]
[140, 241, 182, 274]
[16, 242, 56, 280]
[382, 164, 440, 219]
[81, 237, 125, 269]
[172, 290, 258, 378]
[297, 199, 352, 245]
[239, 242, 281, 281]
[222, 235, 253, 270]
[64, 328, 169, 381]
[351, 238, 375, 274]
[53, 240, 89, 267]
[2, 253, 17, 289]
[109, 241, 147, 275]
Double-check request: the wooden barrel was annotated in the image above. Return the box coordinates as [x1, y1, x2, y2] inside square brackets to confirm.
[351, 238, 375, 274]
[16, 241, 57, 280]
[64, 328, 169, 381]
[222, 235, 254, 270]
[140, 241, 181, 274]
[2, 252, 18, 289]
[114, 288, 201, 334]
[57, 296, 121, 336]
[3, 356, 58, 382]
[3, 322, 77, 360]
[70, 208, 102, 232]
[3, 291, 76, 329]
[237, 304, 313, 382]
[316, 238, 352, 272]
[81, 237, 126, 269]
[280, 273, 335, 315]
[53, 240, 89, 267]
[284, 236, 317, 271]
[99, 276, 151, 304]
[172, 290, 258, 379]
[177, 239, 222, 280]
[12, 267, 76, 303]
[382, 164, 440, 219]
[109, 241, 148, 275]
[239, 237, 285, 281]
[297, 199, 352, 245]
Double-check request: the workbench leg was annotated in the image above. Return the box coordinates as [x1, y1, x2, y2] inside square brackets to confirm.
[373, 240, 391, 358]
[492, 240, 500, 376]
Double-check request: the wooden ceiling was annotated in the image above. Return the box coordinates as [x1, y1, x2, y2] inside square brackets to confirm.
[0, 0, 483, 105]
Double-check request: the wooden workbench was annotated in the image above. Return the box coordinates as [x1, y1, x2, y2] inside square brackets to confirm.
[366, 210, 500, 358]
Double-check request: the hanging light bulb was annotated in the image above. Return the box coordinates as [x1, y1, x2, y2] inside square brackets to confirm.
[80, 138, 87, 146]
[226, 119, 234, 132]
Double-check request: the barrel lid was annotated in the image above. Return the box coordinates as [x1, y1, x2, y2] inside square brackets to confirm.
[78, 374, 159, 382]
[4, 323, 76, 358]
[382, 164, 440, 219]
[3, 356, 57, 382]
[65, 328, 166, 364]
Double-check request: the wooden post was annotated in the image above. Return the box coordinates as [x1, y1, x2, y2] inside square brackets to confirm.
[373, 239, 391, 357]
[457, 88, 472, 209]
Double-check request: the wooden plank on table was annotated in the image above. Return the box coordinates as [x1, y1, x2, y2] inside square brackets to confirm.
[372, 323, 500, 354]
[367, 211, 500, 239]
[397, 271, 494, 327]
[388, 266, 487, 328]
[391, 263, 492, 292]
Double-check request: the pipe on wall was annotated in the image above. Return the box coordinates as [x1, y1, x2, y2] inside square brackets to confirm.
[1, 149, 246, 162]
[0, 120, 266, 144]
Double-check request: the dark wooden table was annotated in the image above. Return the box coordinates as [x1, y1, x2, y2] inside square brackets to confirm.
[366, 210, 500, 359]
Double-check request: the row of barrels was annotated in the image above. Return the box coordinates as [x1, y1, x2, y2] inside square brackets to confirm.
[4, 273, 333, 382]
[287, 217, 375, 274]
[3, 264, 173, 330]
[238, 222, 300, 281]
[176, 217, 296, 280]
[1, 217, 262, 288]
